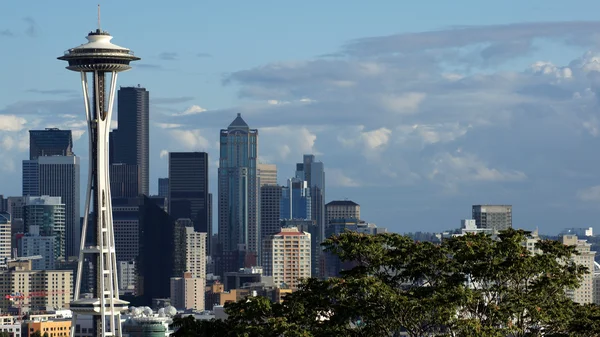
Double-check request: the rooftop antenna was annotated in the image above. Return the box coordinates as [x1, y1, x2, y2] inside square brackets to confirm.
[97, 4, 101, 31]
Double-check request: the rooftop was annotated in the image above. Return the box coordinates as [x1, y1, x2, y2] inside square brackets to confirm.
[228, 113, 249, 129]
[326, 200, 359, 206]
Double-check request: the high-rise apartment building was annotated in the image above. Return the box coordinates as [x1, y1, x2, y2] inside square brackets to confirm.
[326, 200, 360, 224]
[158, 178, 169, 198]
[262, 227, 311, 289]
[185, 226, 207, 278]
[110, 164, 140, 198]
[218, 114, 259, 272]
[23, 196, 66, 261]
[113, 86, 150, 196]
[258, 164, 277, 186]
[563, 235, 596, 304]
[260, 185, 282, 242]
[168, 152, 211, 255]
[18, 225, 56, 270]
[0, 212, 11, 268]
[295, 155, 325, 246]
[281, 178, 311, 220]
[22, 156, 80, 257]
[0, 261, 72, 312]
[29, 128, 73, 160]
[472, 205, 512, 232]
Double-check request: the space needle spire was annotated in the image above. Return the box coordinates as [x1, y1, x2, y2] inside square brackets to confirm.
[58, 7, 140, 337]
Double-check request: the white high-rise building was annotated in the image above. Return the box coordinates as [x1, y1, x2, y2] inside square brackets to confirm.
[562, 235, 596, 304]
[118, 261, 136, 294]
[0, 212, 11, 268]
[262, 227, 311, 289]
[185, 226, 207, 278]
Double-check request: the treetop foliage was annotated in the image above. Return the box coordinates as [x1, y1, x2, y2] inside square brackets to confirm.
[172, 228, 595, 337]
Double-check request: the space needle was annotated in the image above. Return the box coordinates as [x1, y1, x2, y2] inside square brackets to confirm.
[58, 6, 139, 337]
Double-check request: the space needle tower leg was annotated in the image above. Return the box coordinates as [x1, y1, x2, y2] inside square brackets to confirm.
[59, 13, 139, 337]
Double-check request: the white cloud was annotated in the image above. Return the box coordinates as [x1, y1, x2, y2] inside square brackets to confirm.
[361, 127, 392, 150]
[338, 126, 391, 157]
[328, 168, 360, 187]
[396, 123, 470, 147]
[159, 150, 169, 159]
[378, 92, 426, 114]
[155, 122, 183, 129]
[577, 185, 600, 201]
[172, 105, 207, 116]
[0, 115, 27, 131]
[72, 130, 85, 141]
[429, 151, 527, 187]
[171, 129, 211, 150]
[260, 126, 317, 160]
[1, 135, 15, 150]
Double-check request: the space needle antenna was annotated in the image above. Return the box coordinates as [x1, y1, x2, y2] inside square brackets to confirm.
[58, 7, 140, 336]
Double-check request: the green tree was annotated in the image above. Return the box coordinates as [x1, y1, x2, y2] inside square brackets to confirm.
[173, 229, 588, 337]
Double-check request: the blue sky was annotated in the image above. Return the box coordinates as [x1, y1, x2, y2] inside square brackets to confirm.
[2, 1, 600, 234]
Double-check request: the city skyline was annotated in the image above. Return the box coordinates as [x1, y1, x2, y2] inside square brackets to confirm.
[4, 2, 600, 234]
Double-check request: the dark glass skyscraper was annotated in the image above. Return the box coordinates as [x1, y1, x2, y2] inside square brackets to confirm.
[218, 114, 259, 273]
[295, 155, 325, 243]
[29, 128, 73, 160]
[113, 86, 149, 196]
[158, 178, 169, 198]
[110, 164, 140, 198]
[168, 152, 211, 255]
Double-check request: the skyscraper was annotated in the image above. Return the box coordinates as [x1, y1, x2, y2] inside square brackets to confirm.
[23, 195, 66, 261]
[258, 164, 277, 186]
[168, 152, 211, 255]
[295, 155, 325, 244]
[326, 200, 360, 224]
[158, 178, 169, 198]
[281, 178, 311, 220]
[472, 205, 512, 232]
[110, 164, 140, 198]
[218, 114, 259, 273]
[113, 86, 150, 196]
[29, 128, 73, 160]
[0, 212, 11, 268]
[22, 156, 80, 257]
[260, 185, 282, 242]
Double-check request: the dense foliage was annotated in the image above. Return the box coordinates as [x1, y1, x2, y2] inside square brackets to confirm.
[172, 229, 597, 337]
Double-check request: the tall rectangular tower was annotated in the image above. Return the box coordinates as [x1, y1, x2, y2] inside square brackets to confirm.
[295, 155, 325, 245]
[29, 128, 73, 160]
[115, 86, 150, 196]
[168, 152, 211, 255]
[109, 164, 140, 198]
[22, 156, 80, 257]
[218, 114, 259, 272]
[23, 196, 66, 259]
[260, 185, 282, 242]
[258, 164, 277, 186]
[158, 178, 169, 198]
[472, 205, 512, 232]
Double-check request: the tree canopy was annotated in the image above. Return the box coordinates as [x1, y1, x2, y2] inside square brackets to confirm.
[172, 229, 595, 337]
